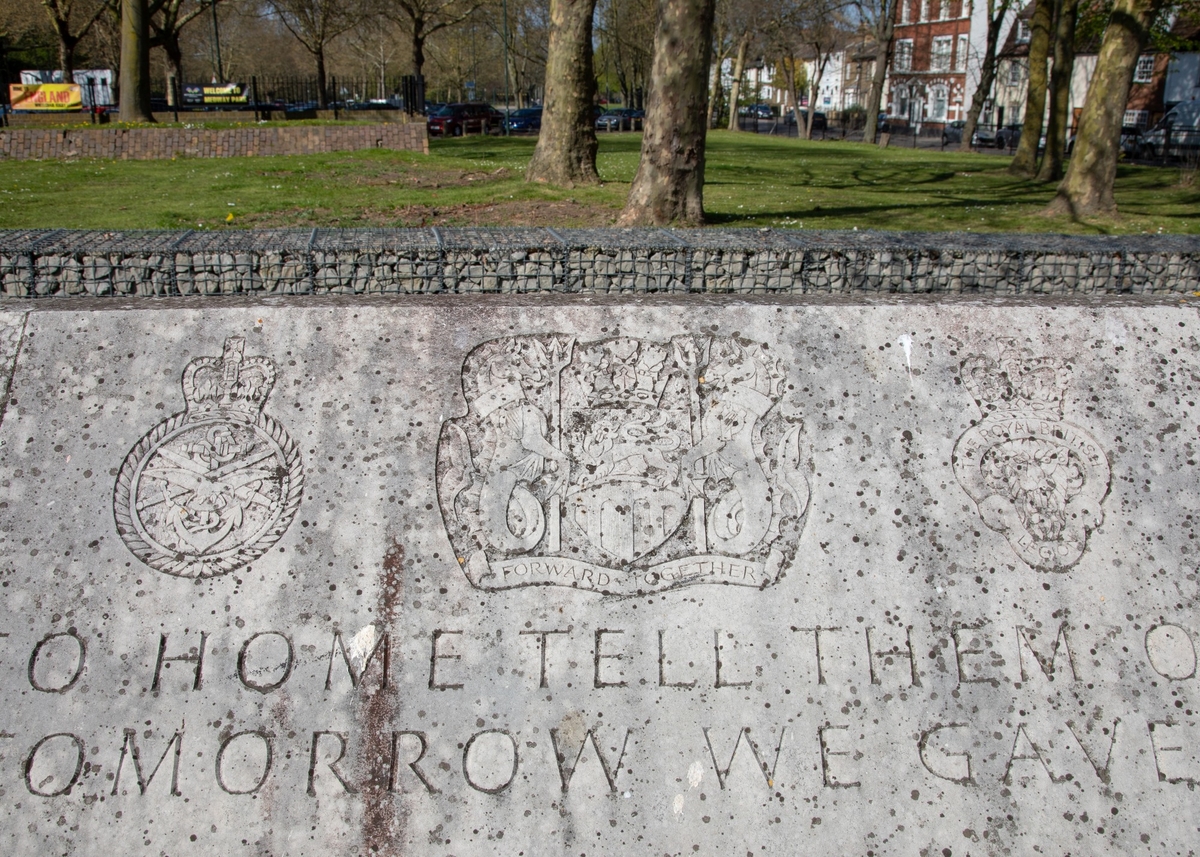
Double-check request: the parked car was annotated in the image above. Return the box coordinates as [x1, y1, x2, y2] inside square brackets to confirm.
[595, 107, 644, 130]
[995, 123, 1023, 149]
[1139, 102, 1200, 159]
[427, 102, 499, 136]
[739, 103, 776, 120]
[504, 107, 543, 132]
[941, 120, 966, 146]
[1066, 125, 1142, 157]
[785, 109, 827, 131]
[966, 124, 995, 147]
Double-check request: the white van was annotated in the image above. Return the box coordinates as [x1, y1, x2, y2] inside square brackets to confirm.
[1140, 100, 1200, 158]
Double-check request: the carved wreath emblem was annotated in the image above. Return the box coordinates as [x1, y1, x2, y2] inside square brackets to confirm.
[113, 337, 304, 579]
[952, 343, 1109, 571]
[436, 334, 811, 595]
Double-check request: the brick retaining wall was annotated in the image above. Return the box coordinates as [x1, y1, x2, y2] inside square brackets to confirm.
[1, 228, 1197, 297]
[0, 121, 428, 160]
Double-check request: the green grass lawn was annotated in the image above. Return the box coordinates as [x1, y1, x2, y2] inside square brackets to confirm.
[0, 130, 1195, 234]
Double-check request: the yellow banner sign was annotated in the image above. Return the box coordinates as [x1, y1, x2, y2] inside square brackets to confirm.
[9, 83, 83, 111]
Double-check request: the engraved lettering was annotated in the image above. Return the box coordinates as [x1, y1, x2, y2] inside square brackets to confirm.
[658, 629, 697, 688]
[866, 626, 920, 687]
[1003, 724, 1067, 784]
[112, 728, 184, 796]
[1016, 622, 1077, 682]
[952, 623, 1000, 687]
[714, 629, 752, 688]
[307, 731, 358, 795]
[462, 729, 519, 794]
[594, 629, 627, 688]
[215, 730, 274, 795]
[151, 632, 208, 692]
[1145, 624, 1197, 680]
[792, 626, 840, 685]
[519, 628, 567, 688]
[702, 726, 786, 789]
[1148, 720, 1200, 786]
[325, 626, 388, 690]
[429, 629, 464, 690]
[1067, 718, 1120, 783]
[24, 733, 85, 797]
[918, 723, 973, 785]
[549, 726, 632, 793]
[237, 631, 294, 693]
[28, 630, 86, 693]
[389, 731, 439, 794]
[818, 724, 860, 788]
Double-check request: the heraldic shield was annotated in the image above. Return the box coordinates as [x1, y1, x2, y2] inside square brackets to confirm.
[436, 334, 811, 595]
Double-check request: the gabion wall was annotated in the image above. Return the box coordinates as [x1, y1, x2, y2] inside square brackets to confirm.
[1, 227, 1197, 297]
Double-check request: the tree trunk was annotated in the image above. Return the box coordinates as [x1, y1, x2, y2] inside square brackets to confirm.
[961, 0, 1009, 153]
[57, 34, 78, 80]
[726, 33, 748, 131]
[164, 36, 184, 106]
[1036, 0, 1077, 181]
[1009, 0, 1053, 175]
[526, 0, 600, 186]
[706, 51, 724, 129]
[1046, 0, 1163, 216]
[617, 0, 716, 226]
[411, 21, 426, 78]
[805, 57, 826, 140]
[862, 7, 894, 144]
[119, 0, 154, 122]
[780, 56, 802, 134]
[316, 48, 328, 108]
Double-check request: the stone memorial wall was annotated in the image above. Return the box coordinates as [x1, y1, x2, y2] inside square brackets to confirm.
[0, 229, 1199, 855]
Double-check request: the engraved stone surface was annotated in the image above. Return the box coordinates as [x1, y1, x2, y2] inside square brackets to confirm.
[1, 294, 1200, 855]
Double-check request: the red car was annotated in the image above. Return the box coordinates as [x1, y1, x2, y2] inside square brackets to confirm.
[427, 103, 502, 136]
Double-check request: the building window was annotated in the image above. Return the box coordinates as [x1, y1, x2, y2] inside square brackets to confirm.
[919, 0, 929, 20]
[900, 0, 910, 23]
[955, 35, 969, 71]
[1016, 20, 1031, 43]
[930, 85, 948, 121]
[939, 0, 949, 19]
[931, 37, 953, 72]
[895, 40, 914, 72]
[1133, 55, 1155, 84]
[1124, 109, 1150, 128]
[1008, 61, 1023, 85]
[895, 86, 909, 117]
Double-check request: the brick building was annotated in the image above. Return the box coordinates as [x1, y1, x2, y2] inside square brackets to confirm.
[888, 0, 1010, 129]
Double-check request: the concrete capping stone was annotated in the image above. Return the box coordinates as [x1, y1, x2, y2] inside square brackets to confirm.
[1, 228, 1197, 298]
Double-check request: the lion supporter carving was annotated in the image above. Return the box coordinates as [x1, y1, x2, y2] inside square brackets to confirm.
[436, 334, 812, 595]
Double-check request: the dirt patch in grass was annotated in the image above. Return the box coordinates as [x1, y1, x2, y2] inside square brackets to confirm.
[243, 198, 617, 228]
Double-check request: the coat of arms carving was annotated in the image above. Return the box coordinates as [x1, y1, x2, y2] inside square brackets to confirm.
[952, 343, 1110, 571]
[436, 334, 811, 595]
[113, 337, 304, 578]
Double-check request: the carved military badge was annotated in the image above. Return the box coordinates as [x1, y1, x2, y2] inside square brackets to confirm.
[114, 337, 303, 578]
[953, 343, 1109, 571]
[436, 335, 810, 595]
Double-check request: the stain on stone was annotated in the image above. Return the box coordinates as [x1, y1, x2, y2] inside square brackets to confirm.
[360, 537, 405, 855]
